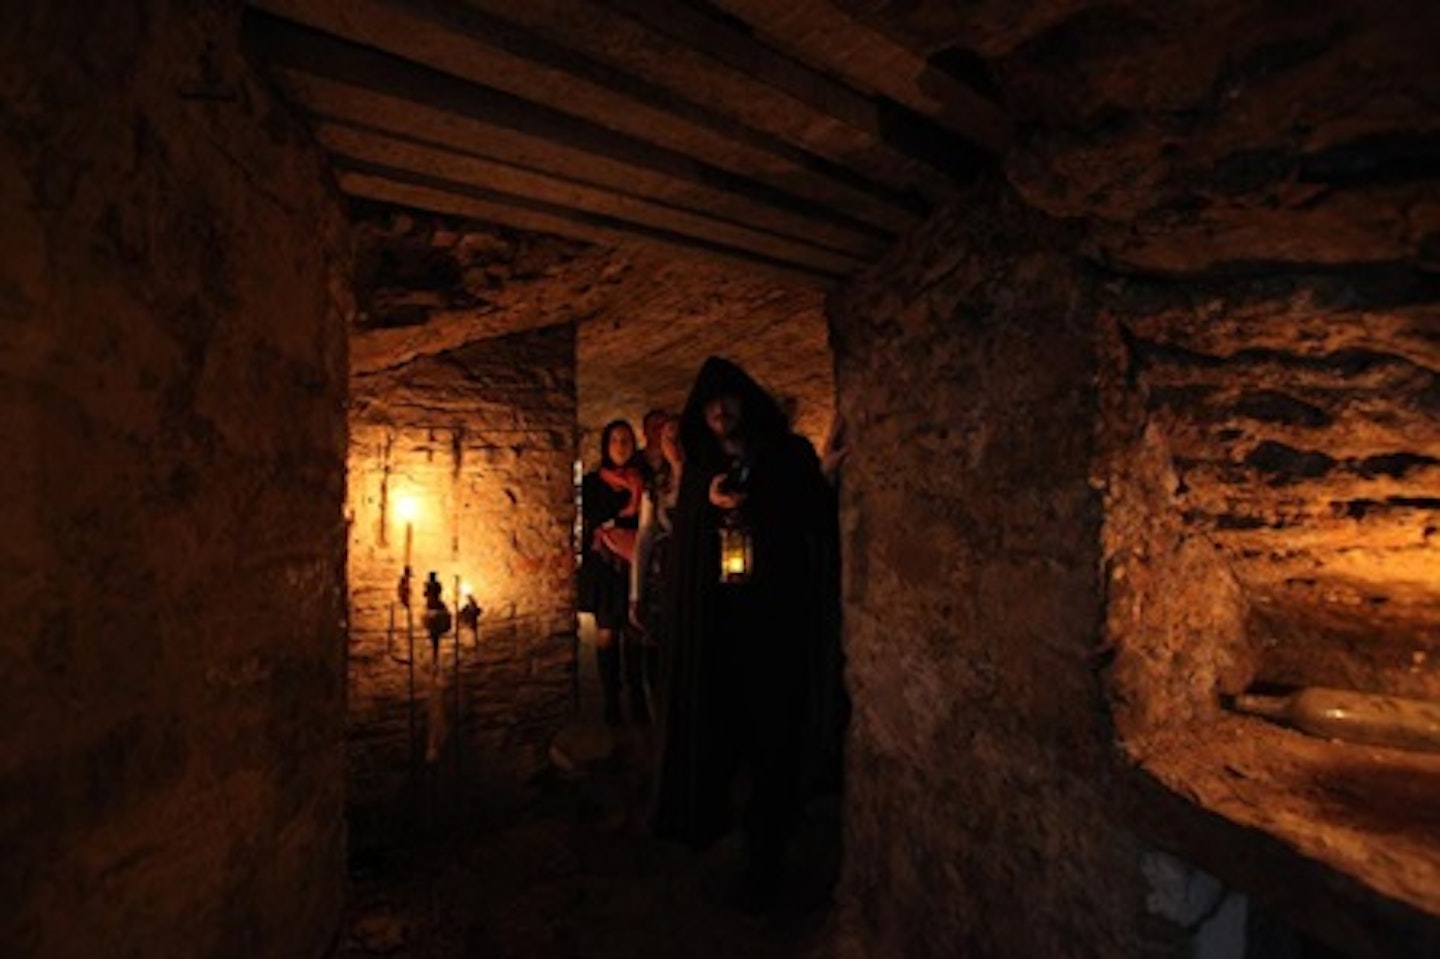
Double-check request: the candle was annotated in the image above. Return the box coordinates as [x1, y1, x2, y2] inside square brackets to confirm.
[394, 492, 420, 569]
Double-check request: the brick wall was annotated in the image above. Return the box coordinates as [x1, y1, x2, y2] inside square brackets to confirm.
[347, 324, 577, 811]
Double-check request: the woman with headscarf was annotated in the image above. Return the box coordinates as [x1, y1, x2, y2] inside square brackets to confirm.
[651, 357, 843, 905]
[578, 419, 647, 727]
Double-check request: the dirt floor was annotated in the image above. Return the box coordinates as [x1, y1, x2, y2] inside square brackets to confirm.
[339, 710, 842, 959]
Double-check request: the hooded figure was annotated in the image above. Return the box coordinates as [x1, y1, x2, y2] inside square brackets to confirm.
[651, 357, 845, 892]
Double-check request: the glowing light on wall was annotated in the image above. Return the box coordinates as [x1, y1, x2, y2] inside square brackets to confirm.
[393, 491, 421, 569]
[393, 491, 421, 524]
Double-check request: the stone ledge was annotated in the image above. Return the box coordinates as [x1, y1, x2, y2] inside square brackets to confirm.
[1126, 715, 1440, 959]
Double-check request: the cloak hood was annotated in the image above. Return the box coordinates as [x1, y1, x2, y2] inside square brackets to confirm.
[678, 357, 789, 471]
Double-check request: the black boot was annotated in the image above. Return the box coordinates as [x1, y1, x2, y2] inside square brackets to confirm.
[597, 644, 622, 727]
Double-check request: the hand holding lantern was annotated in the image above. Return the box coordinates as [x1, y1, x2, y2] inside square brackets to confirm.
[712, 460, 753, 584]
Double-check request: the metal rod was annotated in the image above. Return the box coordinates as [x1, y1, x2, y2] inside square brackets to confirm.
[405, 570, 417, 785]
[453, 575, 462, 795]
[385, 601, 412, 665]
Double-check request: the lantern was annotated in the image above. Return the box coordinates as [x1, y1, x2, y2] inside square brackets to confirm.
[719, 511, 753, 583]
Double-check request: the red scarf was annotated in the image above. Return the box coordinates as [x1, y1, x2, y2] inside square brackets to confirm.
[594, 464, 644, 564]
[598, 465, 644, 517]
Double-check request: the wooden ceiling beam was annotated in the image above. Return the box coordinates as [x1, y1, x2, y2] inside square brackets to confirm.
[707, 0, 1011, 152]
[267, 62, 890, 265]
[246, 13, 893, 258]
[336, 166, 842, 287]
[460, 0, 979, 194]
[250, 0, 924, 232]
[316, 120, 865, 275]
[594, 0, 999, 170]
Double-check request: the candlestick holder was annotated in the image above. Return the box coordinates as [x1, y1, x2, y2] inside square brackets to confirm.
[421, 572, 453, 655]
[458, 594, 481, 633]
[397, 565, 414, 607]
[385, 564, 420, 785]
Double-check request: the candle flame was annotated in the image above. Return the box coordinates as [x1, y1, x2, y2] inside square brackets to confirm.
[393, 492, 420, 524]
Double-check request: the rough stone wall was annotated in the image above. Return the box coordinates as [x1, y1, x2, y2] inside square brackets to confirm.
[1094, 301, 1255, 738]
[829, 187, 1154, 959]
[830, 1, 1439, 953]
[0, 4, 349, 957]
[1092, 274, 1440, 956]
[576, 271, 833, 466]
[344, 203, 834, 467]
[348, 202, 605, 376]
[1023, 0, 1440, 738]
[1099, 274, 1440, 740]
[347, 325, 576, 811]
[991, 0, 1440, 277]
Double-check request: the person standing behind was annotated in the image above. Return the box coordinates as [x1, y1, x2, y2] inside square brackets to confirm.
[578, 420, 645, 727]
[652, 357, 841, 907]
[638, 408, 669, 480]
[630, 413, 684, 717]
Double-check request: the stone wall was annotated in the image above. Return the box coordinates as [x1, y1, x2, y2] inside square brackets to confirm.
[829, 187, 1156, 958]
[1092, 264, 1440, 959]
[997, 0, 1440, 739]
[1058, 12, 1440, 936]
[0, 3, 349, 957]
[347, 325, 577, 812]
[576, 273, 833, 467]
[830, 1, 1440, 953]
[1099, 274, 1440, 739]
[344, 203, 834, 468]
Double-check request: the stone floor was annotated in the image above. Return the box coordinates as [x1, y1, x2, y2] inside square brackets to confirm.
[338, 631, 842, 959]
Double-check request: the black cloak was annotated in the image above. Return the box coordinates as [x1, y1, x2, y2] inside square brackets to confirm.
[651, 357, 845, 851]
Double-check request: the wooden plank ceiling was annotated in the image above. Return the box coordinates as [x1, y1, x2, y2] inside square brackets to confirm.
[244, 0, 1008, 285]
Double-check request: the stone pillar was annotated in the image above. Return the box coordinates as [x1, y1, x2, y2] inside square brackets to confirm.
[828, 184, 1153, 958]
[1, 3, 350, 956]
